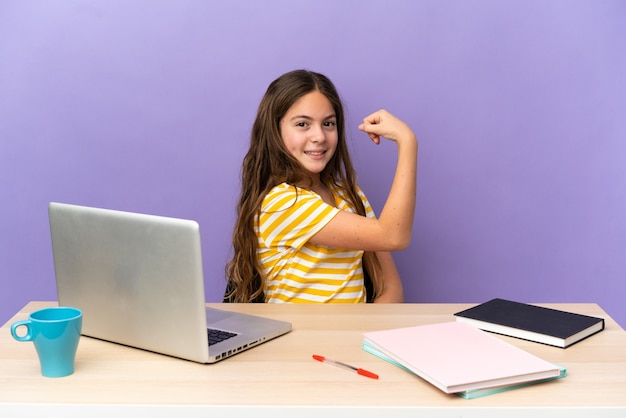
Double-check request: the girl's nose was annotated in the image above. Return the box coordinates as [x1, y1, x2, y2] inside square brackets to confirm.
[310, 125, 325, 143]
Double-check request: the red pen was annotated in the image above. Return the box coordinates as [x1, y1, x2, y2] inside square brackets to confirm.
[312, 354, 379, 379]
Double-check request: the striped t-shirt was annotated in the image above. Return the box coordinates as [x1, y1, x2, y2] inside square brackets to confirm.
[255, 182, 375, 303]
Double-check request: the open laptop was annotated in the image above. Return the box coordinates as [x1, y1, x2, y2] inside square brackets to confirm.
[48, 202, 291, 363]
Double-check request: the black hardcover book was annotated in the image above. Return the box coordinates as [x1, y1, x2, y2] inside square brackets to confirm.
[454, 298, 605, 348]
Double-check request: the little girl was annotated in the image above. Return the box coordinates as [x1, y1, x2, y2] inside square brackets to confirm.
[225, 70, 418, 303]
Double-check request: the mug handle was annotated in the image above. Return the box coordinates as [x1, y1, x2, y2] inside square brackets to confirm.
[10, 320, 33, 342]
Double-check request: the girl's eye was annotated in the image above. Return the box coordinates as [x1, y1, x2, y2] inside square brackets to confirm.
[296, 121, 308, 128]
[324, 121, 337, 128]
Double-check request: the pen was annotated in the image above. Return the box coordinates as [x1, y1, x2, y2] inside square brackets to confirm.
[312, 354, 379, 379]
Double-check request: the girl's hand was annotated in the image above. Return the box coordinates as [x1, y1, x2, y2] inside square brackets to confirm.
[358, 109, 416, 145]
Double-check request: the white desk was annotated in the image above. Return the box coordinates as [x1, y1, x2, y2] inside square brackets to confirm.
[2, 302, 625, 417]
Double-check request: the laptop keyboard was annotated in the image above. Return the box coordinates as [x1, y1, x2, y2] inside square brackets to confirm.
[207, 328, 237, 346]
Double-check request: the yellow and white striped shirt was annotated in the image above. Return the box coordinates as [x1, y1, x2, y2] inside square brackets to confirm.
[256, 182, 375, 303]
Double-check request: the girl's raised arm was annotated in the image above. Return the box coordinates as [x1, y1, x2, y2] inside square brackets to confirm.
[310, 110, 418, 251]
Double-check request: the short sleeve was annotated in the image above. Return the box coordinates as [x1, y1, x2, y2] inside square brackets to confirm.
[258, 184, 339, 251]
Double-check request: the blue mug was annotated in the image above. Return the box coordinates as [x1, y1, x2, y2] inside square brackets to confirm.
[11, 306, 83, 378]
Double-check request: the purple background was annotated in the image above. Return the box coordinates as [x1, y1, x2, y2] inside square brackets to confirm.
[1, 1, 625, 327]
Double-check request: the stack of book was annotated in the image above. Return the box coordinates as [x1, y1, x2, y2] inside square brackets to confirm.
[363, 321, 566, 399]
[363, 299, 604, 399]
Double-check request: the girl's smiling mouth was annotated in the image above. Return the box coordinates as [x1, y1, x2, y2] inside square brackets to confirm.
[305, 150, 326, 156]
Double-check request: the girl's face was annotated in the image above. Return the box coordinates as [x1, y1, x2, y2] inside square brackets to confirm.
[280, 91, 338, 177]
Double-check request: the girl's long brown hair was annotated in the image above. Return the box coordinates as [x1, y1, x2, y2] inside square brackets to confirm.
[225, 70, 382, 302]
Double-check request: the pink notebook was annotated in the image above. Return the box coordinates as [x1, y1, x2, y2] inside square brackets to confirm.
[363, 321, 562, 394]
